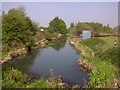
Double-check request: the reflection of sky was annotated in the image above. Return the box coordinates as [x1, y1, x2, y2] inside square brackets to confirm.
[82, 31, 91, 40]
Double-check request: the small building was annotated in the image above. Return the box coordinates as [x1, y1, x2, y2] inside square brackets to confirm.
[82, 30, 91, 40]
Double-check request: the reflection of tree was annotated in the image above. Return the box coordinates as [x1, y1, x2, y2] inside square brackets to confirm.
[3, 49, 40, 73]
[51, 36, 67, 51]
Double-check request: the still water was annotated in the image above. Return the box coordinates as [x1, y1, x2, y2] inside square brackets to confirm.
[3, 37, 89, 86]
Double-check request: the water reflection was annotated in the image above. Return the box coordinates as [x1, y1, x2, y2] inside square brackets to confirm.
[50, 36, 67, 51]
[3, 50, 40, 73]
[3, 36, 89, 86]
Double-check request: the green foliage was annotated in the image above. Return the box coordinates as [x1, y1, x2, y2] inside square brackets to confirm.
[32, 22, 40, 34]
[50, 36, 67, 51]
[99, 47, 120, 68]
[80, 37, 106, 52]
[49, 17, 68, 34]
[26, 78, 47, 88]
[43, 30, 57, 41]
[26, 77, 62, 88]
[89, 59, 115, 88]
[3, 68, 69, 88]
[34, 31, 46, 43]
[2, 8, 35, 53]
[70, 23, 74, 28]
[79, 36, 119, 88]
[2, 68, 28, 88]
[103, 24, 112, 34]
[69, 22, 113, 37]
[75, 22, 83, 36]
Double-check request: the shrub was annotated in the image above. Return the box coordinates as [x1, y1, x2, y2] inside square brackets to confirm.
[44, 31, 57, 41]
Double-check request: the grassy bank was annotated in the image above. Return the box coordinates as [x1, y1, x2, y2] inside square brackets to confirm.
[69, 36, 119, 88]
[2, 68, 71, 88]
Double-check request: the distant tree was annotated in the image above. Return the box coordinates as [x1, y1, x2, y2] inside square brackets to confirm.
[70, 23, 74, 28]
[75, 22, 83, 36]
[59, 19, 68, 34]
[103, 24, 112, 34]
[32, 21, 40, 34]
[2, 11, 5, 16]
[48, 17, 68, 34]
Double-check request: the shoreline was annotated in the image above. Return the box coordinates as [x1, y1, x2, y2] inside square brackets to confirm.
[1, 35, 64, 64]
[68, 36, 120, 88]
[1, 39, 49, 64]
[68, 38, 93, 73]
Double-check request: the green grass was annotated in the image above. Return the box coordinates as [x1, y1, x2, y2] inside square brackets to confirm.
[88, 59, 116, 88]
[26, 78, 47, 88]
[2, 68, 69, 88]
[98, 36, 118, 53]
[80, 36, 118, 54]
[80, 37, 106, 53]
[2, 68, 49, 88]
[2, 68, 28, 88]
[100, 47, 120, 74]
[27, 77, 64, 88]
[79, 36, 119, 88]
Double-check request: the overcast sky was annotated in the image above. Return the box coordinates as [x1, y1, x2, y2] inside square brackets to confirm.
[2, 2, 118, 28]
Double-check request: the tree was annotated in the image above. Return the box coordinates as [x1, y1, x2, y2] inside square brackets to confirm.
[48, 17, 68, 34]
[59, 19, 67, 34]
[2, 8, 34, 52]
[70, 23, 74, 28]
[32, 21, 40, 34]
[103, 24, 112, 34]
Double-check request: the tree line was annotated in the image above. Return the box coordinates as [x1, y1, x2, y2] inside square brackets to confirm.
[69, 21, 114, 36]
[2, 7, 117, 56]
[2, 7, 68, 55]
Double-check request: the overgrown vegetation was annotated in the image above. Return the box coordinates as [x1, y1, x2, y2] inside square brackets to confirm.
[26, 78, 48, 88]
[69, 22, 114, 37]
[2, 8, 67, 59]
[2, 68, 28, 88]
[79, 36, 119, 88]
[2, 68, 70, 88]
[88, 60, 116, 88]
[2, 8, 36, 53]
[80, 37, 106, 53]
[2, 7, 69, 88]
[2, 6, 119, 88]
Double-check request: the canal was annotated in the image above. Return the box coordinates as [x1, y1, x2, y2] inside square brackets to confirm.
[3, 36, 89, 86]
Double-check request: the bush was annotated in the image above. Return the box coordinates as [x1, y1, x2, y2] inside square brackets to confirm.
[44, 30, 57, 41]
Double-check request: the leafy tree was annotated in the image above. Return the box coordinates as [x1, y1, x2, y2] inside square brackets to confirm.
[59, 19, 67, 34]
[48, 17, 68, 34]
[2, 8, 35, 52]
[103, 24, 112, 33]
